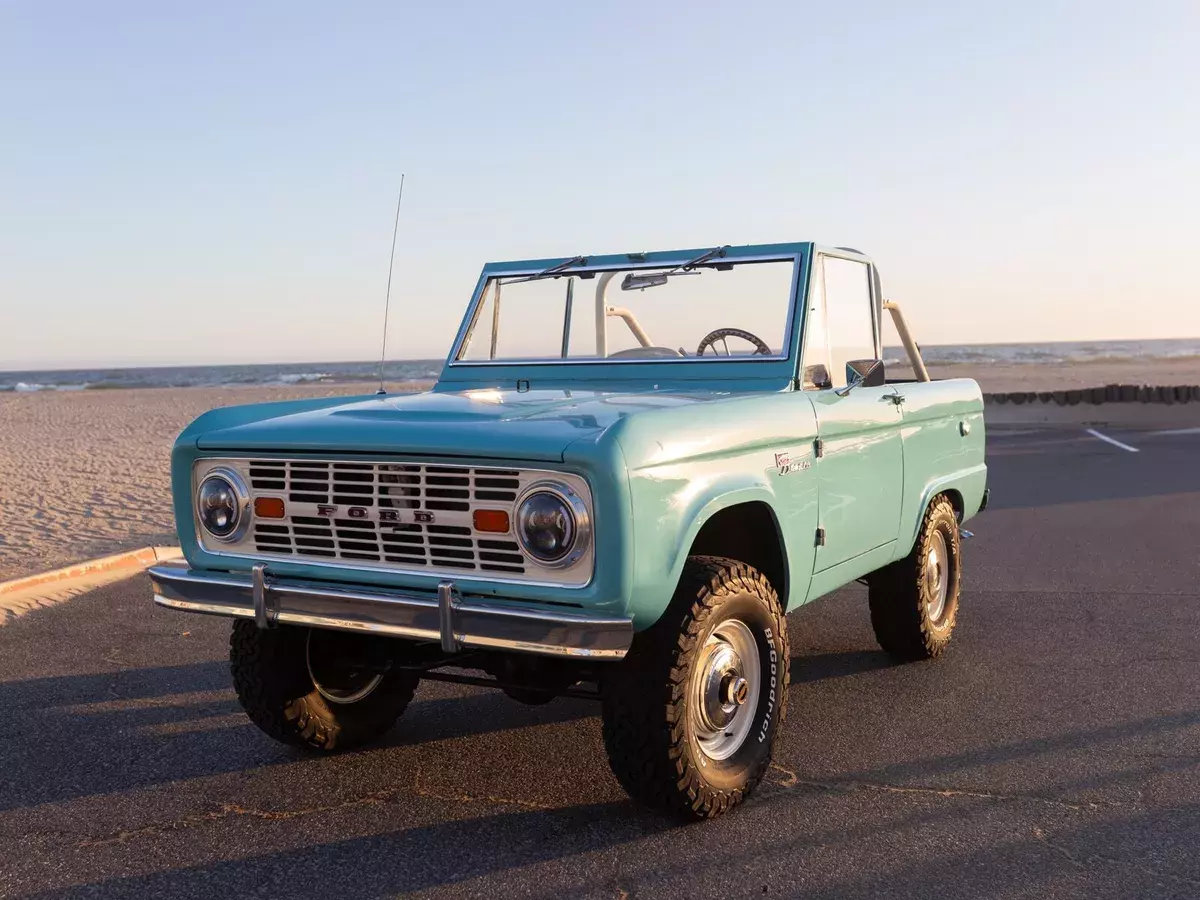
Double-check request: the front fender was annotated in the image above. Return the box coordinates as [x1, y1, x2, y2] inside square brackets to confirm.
[607, 392, 821, 629]
[624, 472, 780, 630]
[670, 481, 781, 586]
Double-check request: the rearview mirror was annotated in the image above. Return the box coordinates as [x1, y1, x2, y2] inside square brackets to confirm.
[621, 273, 668, 291]
[835, 359, 885, 396]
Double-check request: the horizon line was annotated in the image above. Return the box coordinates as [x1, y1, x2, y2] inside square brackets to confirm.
[6, 335, 1200, 375]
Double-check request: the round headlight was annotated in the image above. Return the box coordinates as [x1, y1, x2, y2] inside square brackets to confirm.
[196, 468, 250, 542]
[515, 483, 590, 567]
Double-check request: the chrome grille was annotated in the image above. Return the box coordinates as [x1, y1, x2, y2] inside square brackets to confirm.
[246, 460, 521, 511]
[193, 457, 593, 586]
[244, 461, 522, 573]
[250, 518, 526, 574]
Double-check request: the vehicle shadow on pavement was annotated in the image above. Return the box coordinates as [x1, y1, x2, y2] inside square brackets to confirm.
[0, 646, 902, 813]
[18, 710, 1200, 900]
[0, 660, 230, 711]
[789, 649, 898, 684]
[0, 660, 595, 813]
[16, 801, 676, 900]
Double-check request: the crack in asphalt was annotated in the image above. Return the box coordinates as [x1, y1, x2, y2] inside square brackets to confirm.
[77, 767, 550, 848]
[1032, 826, 1200, 888]
[765, 763, 1111, 812]
[79, 796, 395, 847]
[409, 766, 552, 813]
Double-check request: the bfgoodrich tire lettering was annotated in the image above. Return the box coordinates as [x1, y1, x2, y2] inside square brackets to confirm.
[868, 494, 962, 660]
[601, 556, 789, 819]
[229, 622, 417, 752]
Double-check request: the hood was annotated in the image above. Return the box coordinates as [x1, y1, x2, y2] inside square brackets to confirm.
[192, 388, 727, 462]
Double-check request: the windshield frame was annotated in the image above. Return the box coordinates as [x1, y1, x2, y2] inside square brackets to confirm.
[447, 245, 806, 368]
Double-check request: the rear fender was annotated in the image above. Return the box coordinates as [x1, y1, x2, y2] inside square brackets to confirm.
[897, 464, 988, 559]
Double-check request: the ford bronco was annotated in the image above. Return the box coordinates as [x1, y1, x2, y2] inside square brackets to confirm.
[151, 243, 987, 819]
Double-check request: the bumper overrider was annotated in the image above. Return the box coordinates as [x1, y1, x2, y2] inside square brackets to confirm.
[149, 564, 633, 660]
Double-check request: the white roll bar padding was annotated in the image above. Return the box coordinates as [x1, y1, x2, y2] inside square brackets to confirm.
[883, 300, 930, 382]
[489, 280, 501, 360]
[595, 272, 616, 357]
[594, 272, 657, 354]
[605, 307, 654, 348]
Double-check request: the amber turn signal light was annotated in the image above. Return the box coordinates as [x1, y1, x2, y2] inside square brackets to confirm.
[254, 497, 285, 519]
[472, 509, 510, 533]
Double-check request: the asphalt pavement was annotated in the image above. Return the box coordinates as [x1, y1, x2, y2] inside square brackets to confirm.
[1, 424, 1198, 899]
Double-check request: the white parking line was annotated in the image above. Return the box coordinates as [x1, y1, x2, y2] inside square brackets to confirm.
[1085, 429, 1140, 453]
[1150, 426, 1200, 437]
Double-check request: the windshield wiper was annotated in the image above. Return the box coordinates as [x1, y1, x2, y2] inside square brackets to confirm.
[503, 255, 589, 285]
[621, 245, 732, 291]
[677, 245, 729, 271]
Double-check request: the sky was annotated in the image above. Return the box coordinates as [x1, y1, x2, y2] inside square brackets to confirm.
[2, 1, 1198, 370]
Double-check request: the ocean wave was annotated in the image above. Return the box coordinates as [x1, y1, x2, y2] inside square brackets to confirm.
[1056, 353, 1200, 365]
[2, 382, 90, 392]
[270, 372, 334, 385]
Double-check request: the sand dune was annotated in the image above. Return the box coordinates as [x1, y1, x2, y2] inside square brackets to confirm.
[3, 358, 1200, 582]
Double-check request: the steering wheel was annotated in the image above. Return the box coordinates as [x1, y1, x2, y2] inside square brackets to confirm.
[695, 327, 773, 357]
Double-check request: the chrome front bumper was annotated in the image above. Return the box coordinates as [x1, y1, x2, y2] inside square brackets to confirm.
[149, 564, 633, 660]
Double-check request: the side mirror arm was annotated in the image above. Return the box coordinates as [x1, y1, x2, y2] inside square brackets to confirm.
[834, 376, 863, 398]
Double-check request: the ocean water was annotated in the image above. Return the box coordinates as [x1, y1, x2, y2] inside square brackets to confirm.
[0, 360, 442, 393]
[883, 338, 1200, 367]
[3, 339, 1200, 392]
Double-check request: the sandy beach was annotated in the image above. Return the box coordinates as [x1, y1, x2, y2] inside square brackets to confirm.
[3, 358, 1200, 582]
[0, 384, 395, 582]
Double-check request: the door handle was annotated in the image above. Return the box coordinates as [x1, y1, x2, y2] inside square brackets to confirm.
[886, 391, 905, 406]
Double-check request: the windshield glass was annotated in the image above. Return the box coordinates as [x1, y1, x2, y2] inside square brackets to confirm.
[455, 257, 796, 363]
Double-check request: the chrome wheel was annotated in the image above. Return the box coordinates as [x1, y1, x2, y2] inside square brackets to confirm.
[306, 631, 384, 705]
[925, 529, 949, 622]
[692, 619, 761, 761]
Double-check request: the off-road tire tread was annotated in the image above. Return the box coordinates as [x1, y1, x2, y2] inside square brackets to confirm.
[601, 556, 789, 819]
[230, 622, 417, 753]
[868, 494, 960, 660]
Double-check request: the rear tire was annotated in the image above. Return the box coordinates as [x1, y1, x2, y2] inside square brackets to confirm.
[868, 494, 961, 660]
[230, 622, 418, 752]
[601, 556, 789, 819]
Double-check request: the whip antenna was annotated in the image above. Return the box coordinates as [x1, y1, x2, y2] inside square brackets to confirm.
[376, 174, 406, 395]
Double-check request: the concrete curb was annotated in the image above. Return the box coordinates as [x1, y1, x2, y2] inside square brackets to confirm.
[984, 384, 1200, 406]
[0, 546, 182, 597]
[985, 400, 1200, 428]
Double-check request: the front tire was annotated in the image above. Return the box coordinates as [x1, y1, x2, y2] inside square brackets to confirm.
[868, 494, 962, 659]
[601, 557, 789, 819]
[230, 622, 418, 752]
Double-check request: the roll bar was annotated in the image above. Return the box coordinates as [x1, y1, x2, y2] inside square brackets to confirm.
[883, 300, 930, 382]
[594, 272, 656, 354]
